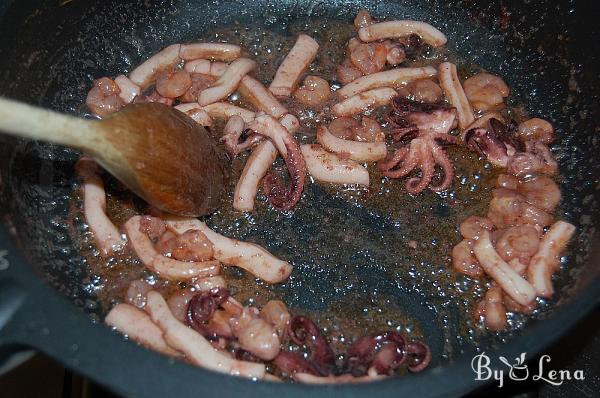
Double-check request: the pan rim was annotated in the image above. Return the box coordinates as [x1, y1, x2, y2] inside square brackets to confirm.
[0, 0, 598, 396]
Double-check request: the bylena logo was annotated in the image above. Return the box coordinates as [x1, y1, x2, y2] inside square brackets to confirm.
[471, 352, 585, 387]
[499, 352, 529, 381]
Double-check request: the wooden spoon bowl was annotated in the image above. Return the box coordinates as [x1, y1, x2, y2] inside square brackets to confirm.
[0, 99, 229, 216]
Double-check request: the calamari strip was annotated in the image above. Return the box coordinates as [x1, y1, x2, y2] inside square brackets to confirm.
[473, 231, 537, 306]
[184, 59, 228, 75]
[129, 44, 181, 88]
[508, 258, 528, 276]
[195, 275, 227, 292]
[173, 103, 213, 126]
[198, 58, 256, 106]
[246, 114, 291, 157]
[358, 20, 447, 47]
[280, 113, 300, 134]
[162, 216, 293, 283]
[202, 102, 256, 123]
[145, 291, 265, 378]
[221, 115, 264, 156]
[234, 141, 278, 212]
[332, 87, 397, 116]
[75, 158, 125, 256]
[527, 221, 576, 298]
[337, 66, 437, 98]
[246, 114, 306, 210]
[114, 75, 141, 104]
[238, 76, 288, 118]
[483, 285, 507, 331]
[179, 43, 242, 62]
[105, 303, 179, 356]
[124, 216, 220, 281]
[232, 113, 299, 212]
[317, 125, 387, 162]
[438, 62, 475, 131]
[269, 34, 319, 98]
[301, 144, 370, 186]
[184, 60, 289, 118]
[294, 372, 386, 384]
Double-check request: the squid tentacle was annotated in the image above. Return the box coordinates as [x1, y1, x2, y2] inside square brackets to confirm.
[378, 146, 409, 172]
[429, 145, 454, 192]
[405, 144, 435, 194]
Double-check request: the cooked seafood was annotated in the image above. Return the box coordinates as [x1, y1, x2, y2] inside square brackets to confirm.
[78, 8, 574, 383]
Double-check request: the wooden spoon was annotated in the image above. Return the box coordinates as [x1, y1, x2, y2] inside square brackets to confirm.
[0, 98, 229, 216]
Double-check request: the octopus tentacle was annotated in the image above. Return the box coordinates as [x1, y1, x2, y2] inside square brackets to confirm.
[432, 132, 458, 145]
[381, 142, 421, 179]
[405, 341, 432, 373]
[464, 118, 523, 168]
[247, 114, 306, 210]
[391, 127, 419, 143]
[262, 142, 305, 210]
[273, 351, 321, 376]
[289, 316, 335, 373]
[348, 331, 406, 376]
[221, 115, 263, 156]
[429, 145, 454, 192]
[383, 97, 458, 193]
[405, 141, 435, 194]
[378, 147, 409, 172]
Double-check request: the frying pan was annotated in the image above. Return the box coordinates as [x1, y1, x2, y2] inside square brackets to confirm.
[0, 0, 598, 396]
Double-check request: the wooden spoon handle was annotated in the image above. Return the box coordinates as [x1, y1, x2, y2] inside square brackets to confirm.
[0, 97, 97, 149]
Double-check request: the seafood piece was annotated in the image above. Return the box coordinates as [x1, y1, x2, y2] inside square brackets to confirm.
[130, 44, 181, 88]
[379, 98, 458, 194]
[358, 20, 447, 47]
[438, 62, 474, 130]
[198, 58, 256, 105]
[75, 158, 125, 255]
[527, 221, 576, 298]
[269, 34, 319, 98]
[332, 87, 397, 117]
[106, 303, 179, 356]
[145, 291, 265, 378]
[246, 114, 306, 210]
[179, 43, 241, 62]
[85, 77, 125, 117]
[473, 231, 537, 306]
[301, 144, 370, 186]
[337, 66, 437, 98]
[124, 216, 220, 281]
[317, 125, 387, 162]
[161, 215, 293, 283]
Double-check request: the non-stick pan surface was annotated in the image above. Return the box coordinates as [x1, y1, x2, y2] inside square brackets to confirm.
[0, 0, 598, 397]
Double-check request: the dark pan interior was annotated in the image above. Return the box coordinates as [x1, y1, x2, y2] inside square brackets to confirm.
[0, 0, 598, 397]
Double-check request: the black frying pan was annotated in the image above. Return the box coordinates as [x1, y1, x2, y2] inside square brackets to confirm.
[0, 0, 599, 397]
